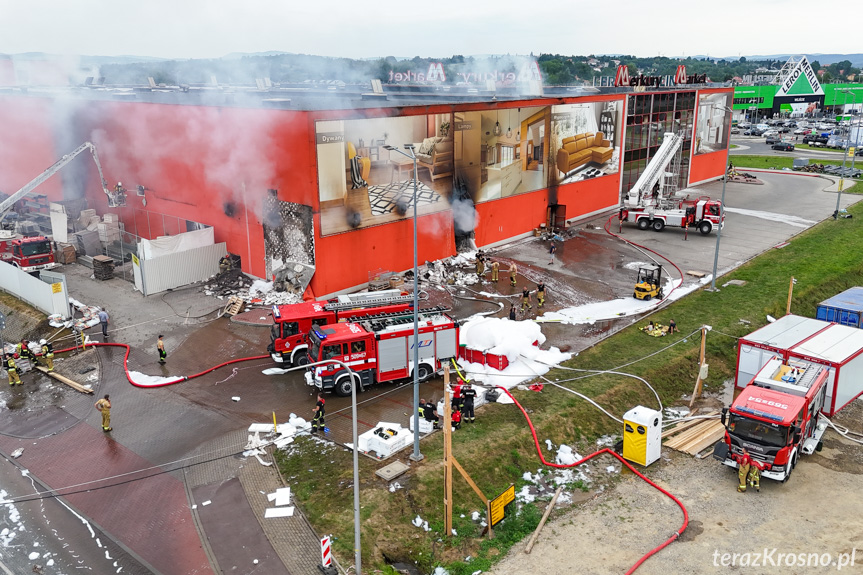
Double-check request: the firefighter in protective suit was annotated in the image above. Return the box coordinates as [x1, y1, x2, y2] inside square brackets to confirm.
[734, 448, 753, 493]
[476, 255, 485, 280]
[219, 254, 232, 274]
[40, 339, 54, 372]
[4, 354, 22, 385]
[747, 457, 764, 493]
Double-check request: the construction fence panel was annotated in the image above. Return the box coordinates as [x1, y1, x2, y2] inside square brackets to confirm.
[135, 242, 226, 296]
[0, 261, 70, 318]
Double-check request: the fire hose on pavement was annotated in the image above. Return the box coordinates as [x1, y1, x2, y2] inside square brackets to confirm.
[47, 341, 268, 388]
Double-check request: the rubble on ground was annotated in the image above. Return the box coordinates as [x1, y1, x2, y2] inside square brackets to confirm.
[203, 268, 302, 306]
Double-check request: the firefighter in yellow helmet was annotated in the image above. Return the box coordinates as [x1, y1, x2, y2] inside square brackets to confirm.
[4, 354, 22, 385]
[40, 339, 54, 372]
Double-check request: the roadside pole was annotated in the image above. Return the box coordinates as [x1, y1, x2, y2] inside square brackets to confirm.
[443, 366, 452, 537]
[786, 277, 796, 315]
[689, 326, 708, 409]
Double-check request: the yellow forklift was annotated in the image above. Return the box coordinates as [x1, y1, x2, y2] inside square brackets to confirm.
[633, 264, 664, 301]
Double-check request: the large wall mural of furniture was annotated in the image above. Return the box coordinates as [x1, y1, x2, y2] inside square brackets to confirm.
[556, 132, 613, 176]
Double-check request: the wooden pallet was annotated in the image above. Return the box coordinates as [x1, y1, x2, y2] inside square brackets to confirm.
[224, 296, 244, 316]
[664, 416, 725, 456]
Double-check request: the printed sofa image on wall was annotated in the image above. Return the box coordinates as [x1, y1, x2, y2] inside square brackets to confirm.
[550, 101, 622, 186]
[368, 181, 442, 216]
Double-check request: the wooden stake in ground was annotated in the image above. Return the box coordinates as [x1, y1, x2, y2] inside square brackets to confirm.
[786, 277, 796, 315]
[524, 486, 563, 554]
[689, 326, 707, 409]
[443, 366, 452, 537]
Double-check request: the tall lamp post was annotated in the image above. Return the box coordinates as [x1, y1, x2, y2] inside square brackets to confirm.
[835, 89, 858, 219]
[383, 144, 424, 462]
[708, 104, 734, 292]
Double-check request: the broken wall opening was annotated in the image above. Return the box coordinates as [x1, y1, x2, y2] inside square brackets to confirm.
[262, 191, 315, 296]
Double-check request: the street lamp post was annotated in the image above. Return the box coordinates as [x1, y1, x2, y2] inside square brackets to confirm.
[277, 359, 361, 573]
[708, 105, 734, 292]
[384, 144, 423, 462]
[835, 89, 858, 219]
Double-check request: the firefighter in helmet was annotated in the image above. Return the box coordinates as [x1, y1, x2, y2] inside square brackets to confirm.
[734, 448, 753, 493]
[40, 339, 54, 372]
[219, 254, 232, 274]
[4, 353, 22, 385]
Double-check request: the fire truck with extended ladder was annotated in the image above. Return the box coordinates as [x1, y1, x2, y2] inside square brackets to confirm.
[1, 141, 125, 272]
[713, 356, 829, 483]
[304, 306, 459, 396]
[619, 132, 724, 235]
[268, 289, 416, 366]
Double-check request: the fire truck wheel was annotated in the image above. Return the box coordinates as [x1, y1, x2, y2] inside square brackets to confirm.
[637, 218, 650, 230]
[293, 354, 310, 367]
[699, 221, 712, 235]
[652, 219, 665, 232]
[415, 364, 431, 382]
[334, 375, 353, 397]
[791, 449, 799, 469]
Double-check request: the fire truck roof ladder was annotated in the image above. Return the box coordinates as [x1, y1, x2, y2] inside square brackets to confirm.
[361, 309, 449, 332]
[323, 293, 414, 311]
[358, 305, 450, 324]
[626, 132, 683, 208]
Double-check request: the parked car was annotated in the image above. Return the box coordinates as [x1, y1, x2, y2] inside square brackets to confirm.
[803, 135, 829, 146]
[731, 127, 740, 134]
[744, 128, 763, 136]
[765, 135, 780, 145]
[772, 143, 795, 151]
[777, 127, 791, 133]
[762, 130, 779, 138]
[793, 127, 811, 135]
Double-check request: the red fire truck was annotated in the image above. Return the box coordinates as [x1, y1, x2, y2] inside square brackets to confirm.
[0, 233, 58, 273]
[268, 290, 415, 366]
[303, 308, 459, 396]
[713, 356, 829, 483]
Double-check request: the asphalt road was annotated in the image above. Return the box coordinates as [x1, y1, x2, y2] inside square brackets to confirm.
[731, 135, 859, 161]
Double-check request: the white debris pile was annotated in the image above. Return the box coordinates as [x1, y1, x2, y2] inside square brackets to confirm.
[456, 317, 571, 390]
[595, 435, 618, 448]
[203, 270, 302, 306]
[263, 487, 294, 518]
[424, 254, 481, 288]
[555, 444, 581, 465]
[412, 515, 431, 531]
[67, 297, 102, 331]
[664, 406, 690, 420]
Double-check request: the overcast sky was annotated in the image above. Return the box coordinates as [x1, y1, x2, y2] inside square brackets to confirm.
[0, 0, 857, 61]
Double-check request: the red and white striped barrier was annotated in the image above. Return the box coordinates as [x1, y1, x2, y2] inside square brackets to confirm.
[321, 535, 332, 567]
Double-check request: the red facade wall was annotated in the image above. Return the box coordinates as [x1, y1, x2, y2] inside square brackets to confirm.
[689, 149, 729, 186]
[0, 96, 61, 199]
[311, 211, 455, 297]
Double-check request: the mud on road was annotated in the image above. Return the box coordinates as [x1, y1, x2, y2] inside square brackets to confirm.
[487, 399, 863, 575]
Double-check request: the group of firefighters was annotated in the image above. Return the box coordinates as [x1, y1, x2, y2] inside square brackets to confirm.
[3, 339, 54, 385]
[474, 252, 549, 320]
[418, 379, 478, 431]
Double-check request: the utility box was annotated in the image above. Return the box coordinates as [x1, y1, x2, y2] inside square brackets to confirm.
[816, 287, 863, 328]
[622, 406, 662, 467]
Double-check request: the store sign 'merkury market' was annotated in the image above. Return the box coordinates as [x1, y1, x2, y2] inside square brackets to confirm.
[388, 62, 542, 84]
[614, 65, 707, 87]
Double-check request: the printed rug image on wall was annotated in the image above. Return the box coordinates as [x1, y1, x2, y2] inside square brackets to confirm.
[368, 180, 442, 216]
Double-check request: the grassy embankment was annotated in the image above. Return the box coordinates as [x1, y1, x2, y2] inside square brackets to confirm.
[276, 197, 863, 574]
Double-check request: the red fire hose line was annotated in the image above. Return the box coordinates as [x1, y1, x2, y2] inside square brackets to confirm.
[45, 341, 687, 570]
[603, 213, 685, 302]
[51, 341, 269, 388]
[496, 385, 688, 575]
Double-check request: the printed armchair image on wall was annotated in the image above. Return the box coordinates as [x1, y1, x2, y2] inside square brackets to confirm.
[548, 100, 623, 185]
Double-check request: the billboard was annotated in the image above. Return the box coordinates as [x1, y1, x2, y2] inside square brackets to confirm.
[549, 100, 623, 185]
[315, 114, 453, 236]
[695, 92, 732, 155]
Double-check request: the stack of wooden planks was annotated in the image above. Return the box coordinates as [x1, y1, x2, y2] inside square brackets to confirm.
[663, 411, 725, 456]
